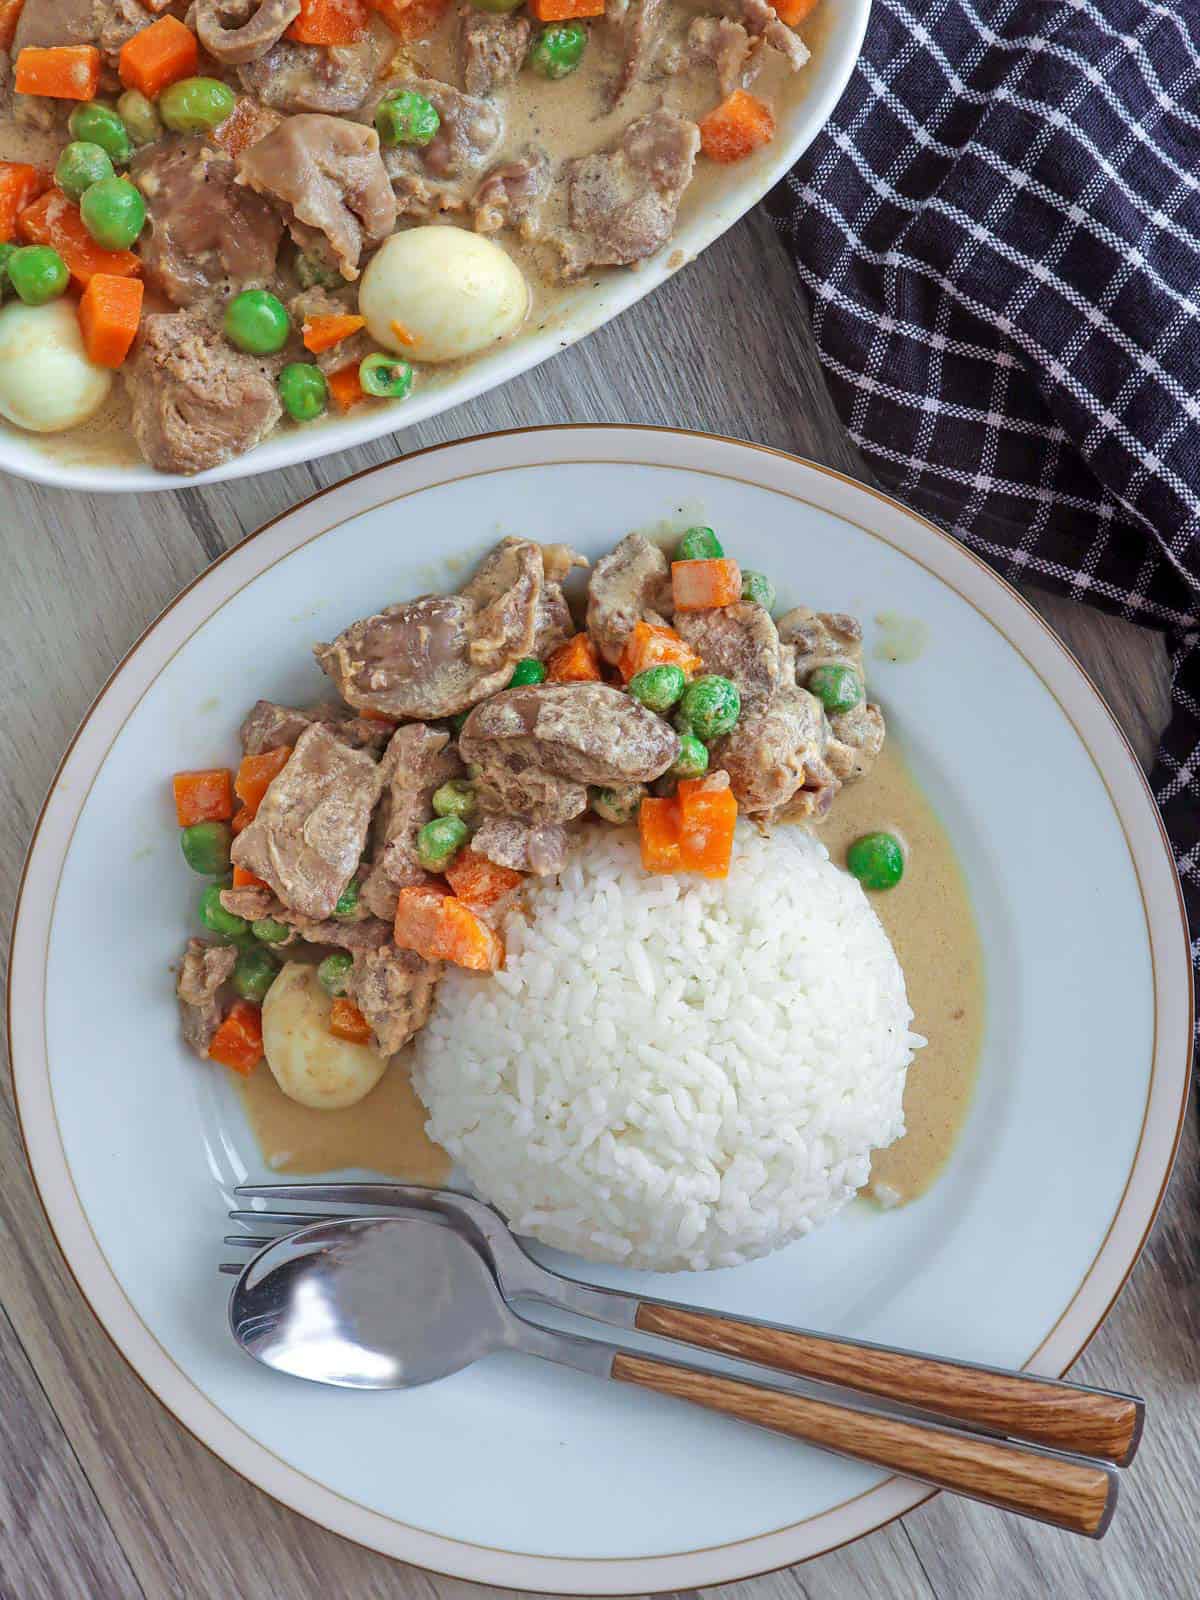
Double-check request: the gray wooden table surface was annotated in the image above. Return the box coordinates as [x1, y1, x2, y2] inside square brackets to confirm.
[1, 209, 1196, 1600]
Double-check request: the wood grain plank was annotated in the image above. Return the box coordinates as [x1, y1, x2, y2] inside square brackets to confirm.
[703, 1531, 937, 1600]
[900, 1103, 1200, 1600]
[0, 1299, 143, 1600]
[0, 206, 1190, 1600]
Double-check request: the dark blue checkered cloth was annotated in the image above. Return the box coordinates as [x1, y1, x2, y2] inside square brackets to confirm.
[767, 0, 1199, 1002]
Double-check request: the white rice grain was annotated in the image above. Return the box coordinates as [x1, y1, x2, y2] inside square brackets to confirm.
[412, 822, 921, 1272]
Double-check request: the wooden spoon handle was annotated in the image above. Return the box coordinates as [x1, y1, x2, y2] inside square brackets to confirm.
[612, 1351, 1117, 1539]
[635, 1303, 1142, 1465]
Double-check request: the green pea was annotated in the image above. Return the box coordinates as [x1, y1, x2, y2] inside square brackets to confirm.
[359, 351, 414, 399]
[508, 657, 546, 687]
[7, 245, 67, 305]
[671, 734, 709, 781]
[675, 526, 724, 562]
[416, 814, 468, 871]
[334, 878, 360, 919]
[199, 883, 249, 940]
[180, 820, 233, 876]
[432, 779, 476, 820]
[629, 664, 685, 713]
[55, 141, 113, 201]
[278, 362, 327, 422]
[295, 251, 342, 289]
[741, 570, 775, 611]
[252, 917, 291, 944]
[159, 76, 237, 134]
[80, 177, 145, 249]
[0, 242, 14, 300]
[807, 663, 864, 715]
[224, 289, 289, 354]
[117, 88, 160, 146]
[374, 90, 440, 147]
[68, 102, 131, 166]
[590, 784, 643, 824]
[529, 20, 587, 79]
[679, 675, 740, 741]
[846, 832, 905, 891]
[317, 951, 354, 997]
[233, 946, 278, 1002]
[448, 709, 471, 735]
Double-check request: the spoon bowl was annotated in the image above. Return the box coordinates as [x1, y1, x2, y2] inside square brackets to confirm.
[230, 1215, 515, 1389]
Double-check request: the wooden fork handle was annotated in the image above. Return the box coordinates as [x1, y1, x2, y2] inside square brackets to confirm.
[634, 1303, 1142, 1465]
[613, 1352, 1117, 1538]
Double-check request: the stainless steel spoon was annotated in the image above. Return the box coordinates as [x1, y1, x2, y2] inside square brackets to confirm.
[232, 1181, 1144, 1465]
[228, 1213, 1117, 1537]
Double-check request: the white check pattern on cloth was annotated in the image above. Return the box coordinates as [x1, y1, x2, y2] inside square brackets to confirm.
[767, 0, 1200, 1014]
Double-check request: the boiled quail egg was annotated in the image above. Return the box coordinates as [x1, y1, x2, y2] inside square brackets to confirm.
[0, 299, 112, 433]
[358, 226, 529, 365]
[261, 962, 386, 1110]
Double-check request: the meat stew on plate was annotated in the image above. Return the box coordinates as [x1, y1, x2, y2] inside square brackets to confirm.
[173, 527, 884, 1084]
[0, 0, 823, 472]
[171, 523, 983, 1258]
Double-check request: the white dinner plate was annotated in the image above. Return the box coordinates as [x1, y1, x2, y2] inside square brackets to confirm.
[0, 1, 869, 493]
[9, 427, 1192, 1589]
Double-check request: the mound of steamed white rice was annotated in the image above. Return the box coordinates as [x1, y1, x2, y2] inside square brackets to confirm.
[412, 823, 922, 1272]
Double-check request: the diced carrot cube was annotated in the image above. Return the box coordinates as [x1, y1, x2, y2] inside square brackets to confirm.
[231, 806, 252, 835]
[77, 273, 143, 368]
[438, 897, 503, 971]
[172, 769, 234, 826]
[234, 745, 291, 817]
[327, 361, 365, 412]
[118, 16, 198, 99]
[0, 163, 49, 244]
[232, 864, 268, 889]
[677, 778, 738, 878]
[0, 0, 27, 51]
[329, 996, 373, 1044]
[617, 620, 704, 682]
[671, 557, 743, 612]
[393, 884, 503, 972]
[773, 0, 818, 22]
[14, 44, 101, 100]
[699, 90, 776, 165]
[208, 1000, 263, 1074]
[546, 632, 602, 683]
[639, 797, 681, 873]
[287, 0, 367, 42]
[302, 312, 365, 354]
[529, 0, 603, 17]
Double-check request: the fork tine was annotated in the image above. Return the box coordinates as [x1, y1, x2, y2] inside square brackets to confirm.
[218, 1262, 243, 1275]
[224, 1234, 275, 1248]
[228, 1209, 352, 1227]
[235, 1182, 437, 1206]
[236, 1183, 372, 1199]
